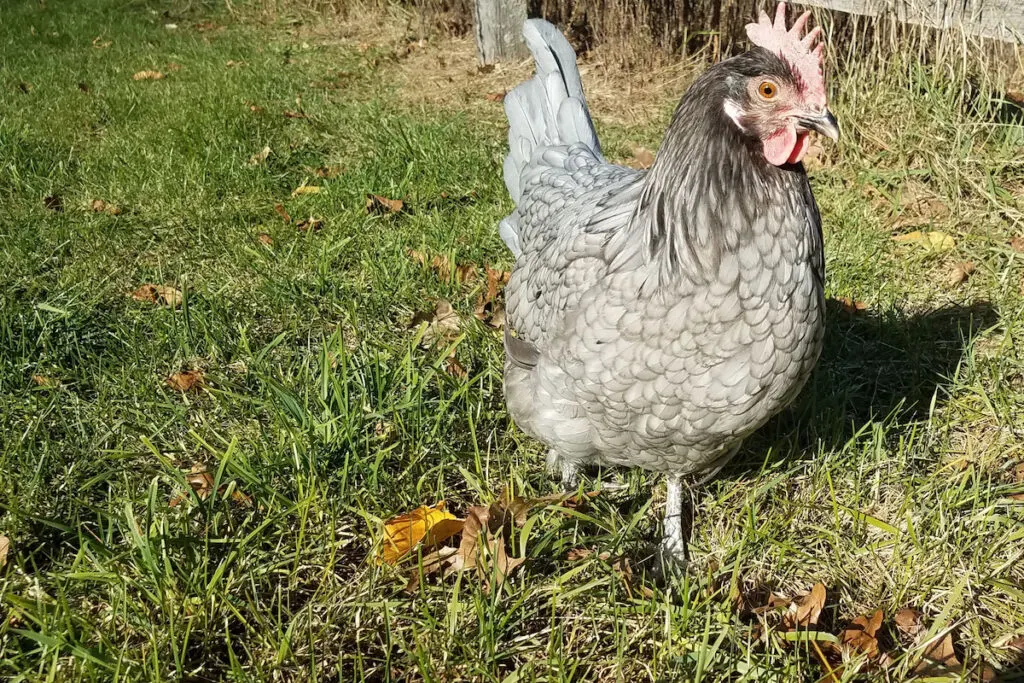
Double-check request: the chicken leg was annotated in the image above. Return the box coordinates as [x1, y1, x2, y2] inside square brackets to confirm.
[661, 475, 689, 563]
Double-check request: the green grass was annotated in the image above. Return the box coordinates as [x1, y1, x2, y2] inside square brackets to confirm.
[1, 0, 1024, 680]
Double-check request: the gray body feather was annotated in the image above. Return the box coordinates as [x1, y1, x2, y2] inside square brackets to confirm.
[500, 20, 825, 476]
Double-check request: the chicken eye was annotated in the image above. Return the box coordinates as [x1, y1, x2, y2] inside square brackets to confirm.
[758, 81, 778, 100]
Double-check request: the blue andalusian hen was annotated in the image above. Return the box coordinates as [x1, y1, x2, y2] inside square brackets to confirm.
[498, 3, 839, 560]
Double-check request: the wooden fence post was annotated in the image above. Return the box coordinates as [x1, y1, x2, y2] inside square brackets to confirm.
[474, 0, 528, 65]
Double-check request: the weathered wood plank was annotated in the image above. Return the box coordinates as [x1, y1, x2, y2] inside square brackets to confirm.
[801, 0, 1024, 41]
[474, 0, 529, 64]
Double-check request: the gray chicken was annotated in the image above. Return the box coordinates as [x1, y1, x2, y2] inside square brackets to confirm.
[498, 3, 839, 561]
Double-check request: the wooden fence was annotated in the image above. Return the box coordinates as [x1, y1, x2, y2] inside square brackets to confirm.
[474, 0, 1024, 63]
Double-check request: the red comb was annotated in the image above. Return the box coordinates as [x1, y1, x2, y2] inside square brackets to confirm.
[746, 3, 826, 106]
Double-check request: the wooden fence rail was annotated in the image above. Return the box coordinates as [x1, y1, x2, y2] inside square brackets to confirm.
[474, 0, 1023, 64]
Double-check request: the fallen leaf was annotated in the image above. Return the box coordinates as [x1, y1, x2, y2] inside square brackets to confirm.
[248, 145, 271, 165]
[166, 369, 204, 392]
[839, 609, 883, 658]
[296, 216, 323, 232]
[444, 356, 468, 378]
[44, 195, 64, 212]
[226, 60, 247, 68]
[169, 464, 252, 507]
[31, 374, 58, 387]
[132, 70, 165, 81]
[946, 261, 975, 287]
[454, 263, 477, 283]
[891, 230, 956, 251]
[474, 266, 511, 326]
[567, 548, 593, 561]
[131, 284, 183, 308]
[915, 632, 961, 676]
[626, 145, 656, 170]
[313, 165, 342, 178]
[258, 233, 273, 246]
[283, 110, 307, 119]
[895, 608, 925, 638]
[0, 536, 8, 568]
[379, 501, 460, 565]
[91, 199, 106, 212]
[803, 138, 826, 170]
[485, 91, 506, 102]
[412, 299, 461, 345]
[248, 103, 265, 113]
[273, 203, 291, 223]
[1009, 236, 1024, 253]
[366, 194, 404, 214]
[92, 36, 112, 48]
[449, 505, 524, 591]
[90, 199, 122, 215]
[291, 184, 320, 197]
[838, 297, 869, 314]
[783, 583, 826, 630]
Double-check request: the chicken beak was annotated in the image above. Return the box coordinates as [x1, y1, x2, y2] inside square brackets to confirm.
[797, 109, 840, 141]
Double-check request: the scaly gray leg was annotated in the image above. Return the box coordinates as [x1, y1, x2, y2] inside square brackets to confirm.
[546, 449, 579, 491]
[661, 474, 688, 563]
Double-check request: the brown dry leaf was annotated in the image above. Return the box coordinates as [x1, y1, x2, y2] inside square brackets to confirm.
[132, 70, 165, 81]
[131, 284, 183, 308]
[44, 194, 64, 212]
[92, 36, 112, 48]
[783, 583, 826, 630]
[803, 138, 825, 170]
[379, 501, 460, 565]
[291, 184, 320, 197]
[496, 489, 600, 527]
[626, 145, 655, 170]
[248, 103, 265, 114]
[166, 369, 204, 392]
[485, 91, 506, 102]
[474, 266, 512, 326]
[296, 217, 323, 232]
[314, 165, 342, 178]
[412, 299, 461, 345]
[444, 356, 468, 378]
[946, 261, 976, 287]
[454, 263, 477, 284]
[839, 609, 883, 658]
[838, 297, 869, 314]
[567, 548, 593, 561]
[248, 145, 271, 165]
[0, 536, 9, 568]
[91, 199, 106, 212]
[366, 194, 404, 214]
[169, 464, 252, 508]
[448, 505, 524, 591]
[90, 199, 122, 215]
[31, 374, 58, 388]
[258, 233, 273, 246]
[1009, 236, 1024, 253]
[915, 632, 961, 676]
[891, 230, 956, 251]
[273, 203, 291, 223]
[283, 110, 307, 119]
[895, 608, 925, 638]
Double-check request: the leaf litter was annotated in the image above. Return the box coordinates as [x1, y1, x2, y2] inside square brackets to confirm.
[132, 284, 183, 308]
[380, 490, 600, 594]
[169, 463, 253, 508]
[166, 369, 204, 392]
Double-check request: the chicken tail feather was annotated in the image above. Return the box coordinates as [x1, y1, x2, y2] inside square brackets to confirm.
[501, 19, 601, 255]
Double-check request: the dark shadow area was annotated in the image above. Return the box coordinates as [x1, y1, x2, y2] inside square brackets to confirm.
[733, 299, 998, 473]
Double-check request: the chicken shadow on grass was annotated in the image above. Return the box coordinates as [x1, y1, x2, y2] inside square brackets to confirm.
[738, 298, 997, 467]
[570, 299, 997, 572]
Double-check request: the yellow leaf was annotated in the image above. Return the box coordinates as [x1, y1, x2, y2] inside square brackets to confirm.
[291, 185, 320, 197]
[132, 70, 165, 81]
[891, 230, 956, 251]
[0, 535, 9, 568]
[379, 502, 459, 565]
